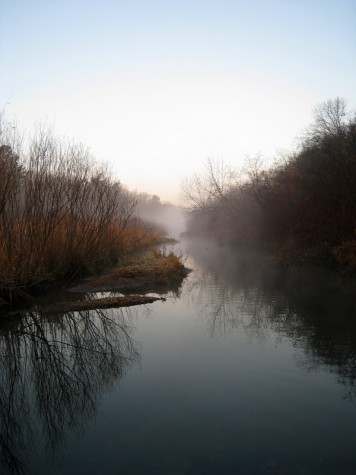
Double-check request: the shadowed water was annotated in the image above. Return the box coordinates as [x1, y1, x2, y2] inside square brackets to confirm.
[0, 238, 356, 474]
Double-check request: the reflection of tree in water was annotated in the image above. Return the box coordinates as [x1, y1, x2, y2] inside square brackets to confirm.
[185, 261, 282, 342]
[184, 240, 356, 400]
[0, 306, 140, 474]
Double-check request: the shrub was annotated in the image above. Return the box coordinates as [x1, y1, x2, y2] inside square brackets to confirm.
[0, 121, 160, 303]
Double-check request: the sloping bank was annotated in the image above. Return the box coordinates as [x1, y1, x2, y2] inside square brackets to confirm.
[34, 250, 191, 315]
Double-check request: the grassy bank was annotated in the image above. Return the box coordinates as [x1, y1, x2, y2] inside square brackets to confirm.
[10, 250, 189, 315]
[113, 249, 188, 284]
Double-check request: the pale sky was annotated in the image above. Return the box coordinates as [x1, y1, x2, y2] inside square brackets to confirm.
[1, 0, 355, 203]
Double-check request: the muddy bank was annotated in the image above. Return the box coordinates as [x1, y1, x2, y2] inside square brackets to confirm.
[41, 295, 166, 315]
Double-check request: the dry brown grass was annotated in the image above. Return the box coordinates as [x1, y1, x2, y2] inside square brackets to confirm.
[113, 250, 186, 284]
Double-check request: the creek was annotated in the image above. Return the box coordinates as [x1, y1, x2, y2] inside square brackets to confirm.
[1, 238, 356, 474]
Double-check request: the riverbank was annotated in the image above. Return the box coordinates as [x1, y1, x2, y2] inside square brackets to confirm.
[1, 249, 190, 315]
[1, 123, 181, 307]
[182, 100, 356, 274]
[67, 249, 190, 296]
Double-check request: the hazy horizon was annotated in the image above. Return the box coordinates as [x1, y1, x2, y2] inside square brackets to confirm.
[1, 0, 355, 203]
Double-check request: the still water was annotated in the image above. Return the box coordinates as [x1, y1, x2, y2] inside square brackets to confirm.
[1, 239, 356, 474]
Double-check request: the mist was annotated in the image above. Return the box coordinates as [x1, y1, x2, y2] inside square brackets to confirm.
[134, 193, 186, 239]
[181, 99, 356, 273]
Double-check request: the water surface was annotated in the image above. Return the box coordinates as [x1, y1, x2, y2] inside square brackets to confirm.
[1, 239, 356, 474]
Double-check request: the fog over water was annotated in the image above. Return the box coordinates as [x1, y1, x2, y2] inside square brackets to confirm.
[1, 238, 356, 475]
[1, 2, 356, 472]
[134, 194, 186, 238]
[145, 205, 186, 239]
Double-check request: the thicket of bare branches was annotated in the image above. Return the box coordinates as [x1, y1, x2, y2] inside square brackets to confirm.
[182, 98, 356, 268]
[0, 119, 159, 303]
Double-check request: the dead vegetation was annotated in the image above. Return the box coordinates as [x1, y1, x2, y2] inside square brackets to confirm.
[113, 250, 187, 283]
[0, 119, 162, 305]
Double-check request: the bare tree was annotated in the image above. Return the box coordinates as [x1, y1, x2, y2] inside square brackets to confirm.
[305, 97, 352, 147]
[0, 120, 143, 303]
[181, 158, 239, 214]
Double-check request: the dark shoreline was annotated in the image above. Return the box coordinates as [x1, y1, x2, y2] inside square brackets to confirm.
[0, 250, 191, 316]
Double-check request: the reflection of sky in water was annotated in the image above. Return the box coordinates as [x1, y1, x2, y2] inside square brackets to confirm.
[1, 238, 356, 474]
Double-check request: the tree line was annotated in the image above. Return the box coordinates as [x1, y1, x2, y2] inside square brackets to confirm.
[182, 98, 356, 270]
[0, 119, 161, 304]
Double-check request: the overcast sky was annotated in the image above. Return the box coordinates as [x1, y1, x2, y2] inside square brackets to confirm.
[1, 0, 355, 203]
